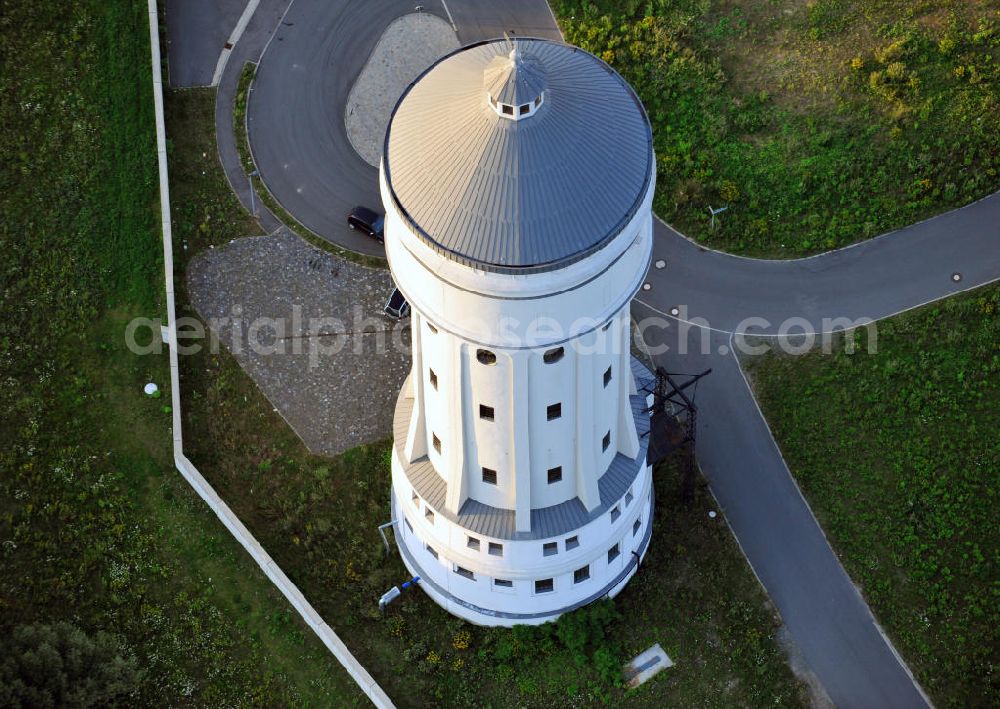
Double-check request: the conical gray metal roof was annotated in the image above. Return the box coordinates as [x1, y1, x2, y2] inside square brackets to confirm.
[383, 38, 654, 274]
[483, 46, 545, 105]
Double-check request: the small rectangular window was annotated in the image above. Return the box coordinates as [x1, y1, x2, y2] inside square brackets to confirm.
[502, 104, 513, 115]
[534, 95, 542, 107]
[611, 505, 621, 523]
[574, 565, 590, 584]
[604, 365, 612, 388]
[489, 542, 503, 557]
[405, 517, 413, 533]
[425, 507, 434, 524]
[565, 535, 579, 551]
[494, 578, 513, 588]
[535, 578, 554, 594]
[546, 403, 561, 420]
[455, 566, 474, 580]
[543, 542, 558, 557]
[547, 466, 562, 484]
[519, 103, 530, 115]
[625, 490, 634, 506]
[480, 404, 494, 421]
[429, 369, 438, 389]
[482, 467, 497, 485]
[426, 544, 438, 559]
[633, 518, 641, 537]
[412, 490, 420, 506]
[602, 431, 611, 452]
[608, 543, 620, 563]
[427, 322, 438, 334]
[467, 536, 480, 551]
[432, 434, 441, 453]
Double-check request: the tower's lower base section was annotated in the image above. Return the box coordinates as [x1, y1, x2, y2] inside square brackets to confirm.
[391, 486, 654, 627]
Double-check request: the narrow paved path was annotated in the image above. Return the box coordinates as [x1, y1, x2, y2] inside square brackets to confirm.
[165, 0, 247, 87]
[644, 197, 999, 334]
[166, 1, 1000, 706]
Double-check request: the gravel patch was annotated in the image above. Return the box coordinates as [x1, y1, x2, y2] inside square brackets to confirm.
[187, 229, 410, 457]
[345, 12, 459, 167]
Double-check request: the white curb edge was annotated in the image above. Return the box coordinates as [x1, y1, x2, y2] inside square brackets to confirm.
[148, 3, 394, 706]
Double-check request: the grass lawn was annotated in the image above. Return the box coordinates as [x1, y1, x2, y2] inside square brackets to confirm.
[0, 1, 363, 703]
[746, 285, 999, 706]
[553, 0, 999, 256]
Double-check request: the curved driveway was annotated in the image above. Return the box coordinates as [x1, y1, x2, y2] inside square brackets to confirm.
[202, 0, 1000, 706]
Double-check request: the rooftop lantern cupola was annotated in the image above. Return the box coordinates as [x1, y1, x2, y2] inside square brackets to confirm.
[484, 42, 545, 120]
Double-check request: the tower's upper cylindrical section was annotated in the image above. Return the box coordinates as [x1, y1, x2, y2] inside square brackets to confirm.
[382, 37, 654, 274]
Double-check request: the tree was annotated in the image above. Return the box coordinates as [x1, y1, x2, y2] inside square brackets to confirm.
[0, 622, 142, 708]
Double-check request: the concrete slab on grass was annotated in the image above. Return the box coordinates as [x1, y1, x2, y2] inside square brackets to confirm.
[623, 643, 673, 688]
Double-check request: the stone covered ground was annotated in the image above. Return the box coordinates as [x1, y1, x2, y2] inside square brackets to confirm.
[186, 229, 410, 456]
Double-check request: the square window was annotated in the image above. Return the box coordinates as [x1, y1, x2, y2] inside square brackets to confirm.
[480, 404, 495, 421]
[543, 542, 558, 557]
[519, 103, 530, 115]
[625, 490, 634, 506]
[494, 578, 513, 588]
[425, 507, 434, 523]
[455, 566, 474, 580]
[608, 543, 620, 563]
[535, 578, 554, 594]
[574, 565, 590, 584]
[426, 544, 438, 559]
[602, 431, 611, 452]
[467, 536, 480, 551]
[502, 104, 513, 115]
[610, 505, 621, 523]
[482, 467, 497, 485]
[546, 403, 561, 420]
[429, 369, 438, 389]
[547, 466, 562, 484]
[489, 542, 503, 557]
[432, 434, 441, 453]
[604, 365, 612, 387]
[633, 518, 641, 537]
[565, 535, 579, 551]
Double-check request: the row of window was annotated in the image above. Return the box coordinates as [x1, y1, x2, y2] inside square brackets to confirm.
[429, 365, 612, 393]
[429, 429, 612, 485]
[432, 536, 634, 595]
[412, 487, 641, 561]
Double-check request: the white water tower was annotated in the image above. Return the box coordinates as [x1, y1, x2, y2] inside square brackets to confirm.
[380, 37, 655, 625]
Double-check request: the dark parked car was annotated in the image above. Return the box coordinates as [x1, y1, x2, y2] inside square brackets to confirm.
[384, 287, 410, 320]
[346, 206, 384, 242]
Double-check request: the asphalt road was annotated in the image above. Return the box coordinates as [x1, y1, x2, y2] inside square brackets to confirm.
[165, 0, 1000, 705]
[164, 0, 247, 87]
[636, 319, 931, 708]
[245, 0, 455, 257]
